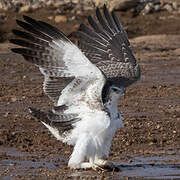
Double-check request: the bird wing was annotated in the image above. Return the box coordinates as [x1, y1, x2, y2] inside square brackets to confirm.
[10, 16, 106, 131]
[74, 5, 141, 87]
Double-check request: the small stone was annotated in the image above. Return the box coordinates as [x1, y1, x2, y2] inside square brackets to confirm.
[55, 15, 67, 23]
[70, 16, 75, 21]
[72, 0, 79, 3]
[11, 97, 17, 102]
[46, 1, 53, 7]
[156, 124, 160, 129]
[53, 2, 66, 8]
[48, 16, 53, 20]
[76, 10, 81, 15]
[154, 4, 161, 12]
[19, 5, 32, 13]
[31, 4, 41, 11]
[143, 3, 154, 15]
[4, 112, 10, 117]
[172, 2, 178, 10]
[163, 4, 174, 12]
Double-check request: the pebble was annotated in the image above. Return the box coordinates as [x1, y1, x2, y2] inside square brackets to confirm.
[172, 2, 178, 10]
[19, 5, 32, 13]
[163, 4, 174, 12]
[11, 97, 17, 102]
[143, 3, 154, 14]
[48, 16, 53, 20]
[55, 15, 67, 23]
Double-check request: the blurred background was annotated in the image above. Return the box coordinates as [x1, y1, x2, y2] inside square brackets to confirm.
[0, 0, 180, 42]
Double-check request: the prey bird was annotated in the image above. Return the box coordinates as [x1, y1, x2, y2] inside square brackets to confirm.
[10, 5, 141, 170]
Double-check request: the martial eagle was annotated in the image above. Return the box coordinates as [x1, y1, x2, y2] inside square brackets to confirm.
[10, 5, 141, 170]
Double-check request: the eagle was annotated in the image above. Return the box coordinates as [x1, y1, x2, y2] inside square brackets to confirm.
[10, 5, 141, 170]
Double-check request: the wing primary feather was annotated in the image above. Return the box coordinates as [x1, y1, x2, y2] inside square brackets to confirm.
[38, 20, 70, 42]
[12, 29, 50, 46]
[11, 48, 49, 58]
[16, 20, 52, 41]
[79, 24, 108, 43]
[103, 5, 118, 33]
[75, 31, 107, 49]
[111, 11, 130, 46]
[23, 16, 62, 40]
[96, 7, 114, 35]
[79, 41, 107, 53]
[88, 15, 111, 40]
[10, 39, 47, 51]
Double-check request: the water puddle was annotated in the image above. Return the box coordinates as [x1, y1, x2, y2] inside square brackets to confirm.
[114, 155, 180, 179]
[0, 147, 180, 179]
[0, 147, 59, 178]
[71, 155, 180, 179]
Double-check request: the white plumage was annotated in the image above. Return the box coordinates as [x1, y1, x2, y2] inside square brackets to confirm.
[10, 5, 140, 170]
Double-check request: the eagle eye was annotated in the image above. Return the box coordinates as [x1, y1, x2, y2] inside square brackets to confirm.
[112, 87, 118, 92]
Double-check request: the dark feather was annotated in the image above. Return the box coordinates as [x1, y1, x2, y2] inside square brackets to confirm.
[88, 15, 111, 40]
[16, 20, 52, 41]
[103, 5, 118, 33]
[74, 4, 141, 87]
[96, 7, 114, 35]
[29, 107, 80, 131]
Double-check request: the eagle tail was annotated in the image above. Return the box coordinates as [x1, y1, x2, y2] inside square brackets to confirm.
[28, 107, 65, 141]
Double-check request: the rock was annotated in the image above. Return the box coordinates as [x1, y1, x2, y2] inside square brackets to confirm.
[53, 1, 67, 8]
[46, 0, 53, 7]
[163, 4, 173, 12]
[19, 5, 32, 13]
[0, 1, 11, 11]
[92, 0, 107, 8]
[142, 2, 154, 15]
[70, 16, 75, 21]
[11, 97, 17, 102]
[92, 0, 140, 11]
[154, 4, 161, 12]
[31, 3, 41, 11]
[48, 16, 53, 20]
[172, 2, 178, 10]
[54, 9, 62, 15]
[55, 15, 67, 23]
[72, 0, 79, 4]
[111, 0, 140, 11]
[76, 10, 82, 15]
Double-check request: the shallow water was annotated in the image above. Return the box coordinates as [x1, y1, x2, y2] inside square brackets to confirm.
[0, 147, 180, 179]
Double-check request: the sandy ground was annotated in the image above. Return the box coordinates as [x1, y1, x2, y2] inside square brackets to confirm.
[0, 7, 180, 179]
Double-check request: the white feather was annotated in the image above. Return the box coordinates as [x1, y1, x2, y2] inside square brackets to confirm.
[41, 121, 64, 141]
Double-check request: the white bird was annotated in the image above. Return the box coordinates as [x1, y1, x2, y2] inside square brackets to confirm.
[10, 5, 141, 170]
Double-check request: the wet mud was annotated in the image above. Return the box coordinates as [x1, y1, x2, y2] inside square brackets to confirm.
[0, 8, 180, 179]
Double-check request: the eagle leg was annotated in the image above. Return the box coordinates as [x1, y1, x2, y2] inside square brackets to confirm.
[93, 159, 119, 172]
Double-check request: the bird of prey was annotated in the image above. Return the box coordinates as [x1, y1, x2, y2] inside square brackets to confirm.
[10, 5, 141, 170]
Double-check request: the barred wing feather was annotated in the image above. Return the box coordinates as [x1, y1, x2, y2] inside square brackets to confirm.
[75, 5, 141, 87]
[10, 15, 106, 131]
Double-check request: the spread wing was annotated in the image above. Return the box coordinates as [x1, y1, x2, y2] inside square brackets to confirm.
[10, 16, 106, 131]
[74, 5, 141, 87]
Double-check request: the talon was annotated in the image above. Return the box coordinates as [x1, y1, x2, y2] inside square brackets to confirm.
[92, 164, 106, 173]
[93, 160, 119, 172]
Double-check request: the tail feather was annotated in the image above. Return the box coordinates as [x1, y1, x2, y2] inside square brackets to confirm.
[28, 107, 76, 141]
